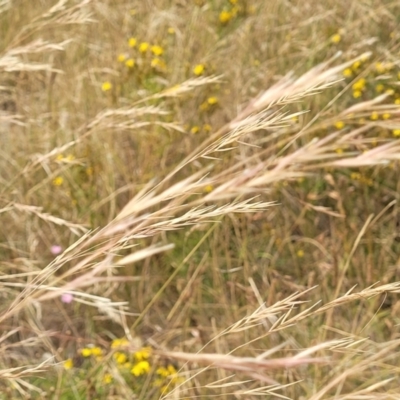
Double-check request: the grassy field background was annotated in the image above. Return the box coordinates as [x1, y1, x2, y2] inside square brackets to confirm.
[2, 0, 400, 398]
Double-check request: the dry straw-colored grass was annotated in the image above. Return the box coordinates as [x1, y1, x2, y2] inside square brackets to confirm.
[1, 0, 400, 398]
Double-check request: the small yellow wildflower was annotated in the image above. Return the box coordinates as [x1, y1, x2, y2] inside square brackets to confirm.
[352, 90, 362, 98]
[375, 84, 385, 93]
[139, 42, 149, 53]
[63, 358, 73, 370]
[168, 27, 175, 35]
[350, 172, 361, 180]
[370, 111, 379, 121]
[101, 81, 112, 92]
[343, 68, 352, 77]
[207, 96, 218, 105]
[392, 129, 400, 137]
[204, 184, 213, 193]
[151, 45, 163, 56]
[219, 10, 232, 24]
[229, 0, 238, 4]
[203, 123, 212, 132]
[91, 347, 103, 357]
[151, 57, 166, 69]
[190, 126, 200, 134]
[296, 250, 304, 258]
[128, 37, 137, 47]
[81, 348, 92, 357]
[330, 33, 341, 44]
[111, 338, 129, 349]
[334, 121, 345, 129]
[352, 60, 361, 70]
[335, 148, 344, 154]
[125, 58, 135, 68]
[382, 113, 391, 120]
[53, 176, 63, 186]
[131, 361, 150, 376]
[352, 78, 366, 91]
[386, 89, 394, 95]
[114, 352, 128, 364]
[103, 373, 113, 384]
[134, 347, 151, 361]
[395, 99, 400, 105]
[117, 54, 127, 63]
[375, 62, 392, 74]
[56, 154, 64, 161]
[193, 64, 205, 76]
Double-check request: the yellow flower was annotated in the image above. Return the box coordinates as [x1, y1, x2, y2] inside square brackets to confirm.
[392, 129, 400, 137]
[131, 361, 150, 376]
[374, 62, 391, 74]
[219, 10, 232, 24]
[352, 78, 366, 91]
[53, 176, 63, 186]
[139, 42, 149, 53]
[111, 338, 129, 349]
[207, 96, 218, 105]
[134, 347, 151, 361]
[382, 113, 391, 120]
[375, 84, 385, 93]
[334, 121, 345, 129]
[350, 172, 361, 180]
[330, 33, 341, 44]
[151, 45, 163, 56]
[352, 90, 362, 98]
[151, 57, 166, 69]
[193, 64, 205, 76]
[204, 184, 213, 193]
[103, 373, 113, 384]
[117, 54, 127, 63]
[203, 123, 212, 132]
[167, 27, 175, 35]
[343, 68, 352, 77]
[395, 99, 400, 105]
[101, 81, 112, 91]
[56, 154, 64, 161]
[128, 37, 137, 47]
[296, 250, 304, 258]
[81, 348, 92, 357]
[335, 148, 343, 154]
[125, 58, 135, 68]
[229, 0, 238, 4]
[63, 358, 73, 370]
[190, 125, 200, 134]
[114, 352, 127, 364]
[370, 111, 379, 120]
[352, 60, 361, 70]
[91, 347, 103, 357]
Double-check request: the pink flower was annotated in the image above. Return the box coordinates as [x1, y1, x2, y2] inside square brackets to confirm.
[61, 293, 74, 304]
[50, 245, 62, 255]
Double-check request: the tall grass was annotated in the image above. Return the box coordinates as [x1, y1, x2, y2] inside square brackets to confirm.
[1, 0, 400, 398]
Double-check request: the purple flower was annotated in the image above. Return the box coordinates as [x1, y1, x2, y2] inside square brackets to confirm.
[61, 293, 74, 304]
[50, 245, 62, 255]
